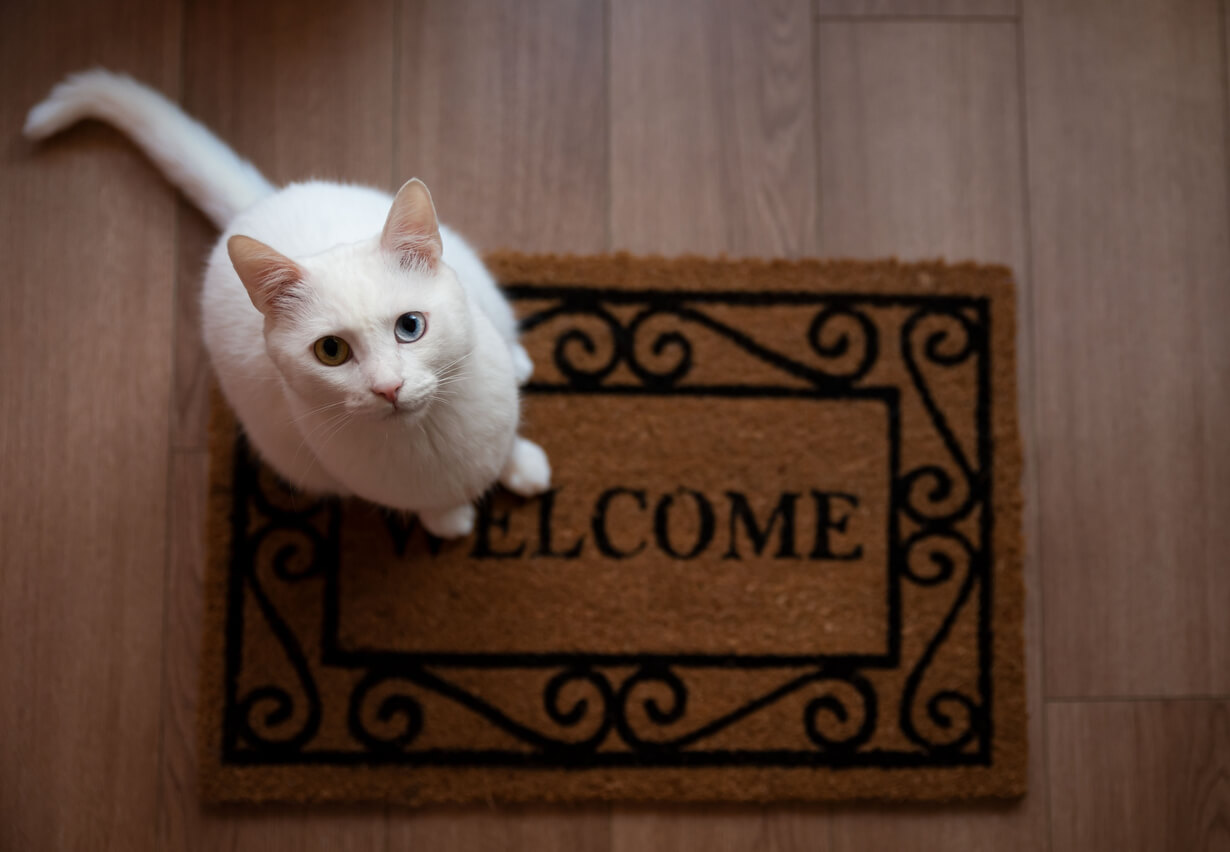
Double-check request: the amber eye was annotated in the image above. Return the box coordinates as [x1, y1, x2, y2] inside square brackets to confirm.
[313, 336, 351, 366]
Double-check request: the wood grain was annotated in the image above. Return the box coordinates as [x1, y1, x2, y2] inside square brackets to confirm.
[181, 0, 396, 188]
[814, 18, 1045, 849]
[395, 809, 611, 852]
[0, 1, 180, 849]
[816, 20, 1025, 272]
[816, 0, 1017, 16]
[396, 0, 607, 254]
[1048, 700, 1230, 852]
[610, 0, 819, 257]
[170, 0, 397, 450]
[156, 451, 209, 851]
[1024, 0, 1230, 697]
[612, 809, 831, 852]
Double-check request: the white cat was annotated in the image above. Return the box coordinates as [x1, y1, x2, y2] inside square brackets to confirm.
[25, 70, 550, 538]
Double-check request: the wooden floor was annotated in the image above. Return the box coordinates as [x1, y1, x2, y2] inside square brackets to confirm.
[2, 0, 1228, 849]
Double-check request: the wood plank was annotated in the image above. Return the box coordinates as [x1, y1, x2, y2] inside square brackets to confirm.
[156, 452, 388, 851]
[816, 20, 1025, 271]
[155, 451, 209, 851]
[158, 2, 396, 847]
[170, 204, 216, 451]
[389, 2, 612, 849]
[396, 0, 607, 254]
[815, 18, 1045, 849]
[0, 1, 181, 849]
[608, 2, 825, 848]
[171, 0, 397, 450]
[1024, 0, 1230, 697]
[1047, 700, 1230, 852]
[610, 0, 819, 257]
[613, 809, 831, 852]
[396, 810, 611, 852]
[816, 0, 1016, 16]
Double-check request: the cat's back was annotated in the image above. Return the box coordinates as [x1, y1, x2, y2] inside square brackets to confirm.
[200, 181, 390, 349]
[224, 180, 393, 256]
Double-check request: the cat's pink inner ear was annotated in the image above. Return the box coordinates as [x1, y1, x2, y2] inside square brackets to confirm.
[382, 178, 443, 269]
[227, 235, 305, 315]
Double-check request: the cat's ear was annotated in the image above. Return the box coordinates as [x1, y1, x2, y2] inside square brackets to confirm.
[227, 235, 305, 316]
[382, 178, 443, 270]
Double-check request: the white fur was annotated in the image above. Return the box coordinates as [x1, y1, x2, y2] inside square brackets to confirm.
[24, 70, 273, 228]
[27, 70, 549, 537]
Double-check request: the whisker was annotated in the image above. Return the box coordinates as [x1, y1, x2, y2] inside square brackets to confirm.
[434, 350, 473, 375]
[290, 408, 351, 478]
[296, 411, 355, 484]
[287, 399, 350, 426]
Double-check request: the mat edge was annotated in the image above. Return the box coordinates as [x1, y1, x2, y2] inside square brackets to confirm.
[196, 254, 1029, 806]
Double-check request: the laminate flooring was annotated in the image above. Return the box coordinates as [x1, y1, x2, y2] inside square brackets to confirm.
[2, 1, 1226, 849]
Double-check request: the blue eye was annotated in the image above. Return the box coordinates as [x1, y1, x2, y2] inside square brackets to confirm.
[395, 311, 427, 343]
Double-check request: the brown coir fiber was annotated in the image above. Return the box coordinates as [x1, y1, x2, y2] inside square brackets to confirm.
[199, 253, 1025, 805]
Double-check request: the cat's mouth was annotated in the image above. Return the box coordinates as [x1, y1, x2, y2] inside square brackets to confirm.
[382, 395, 431, 420]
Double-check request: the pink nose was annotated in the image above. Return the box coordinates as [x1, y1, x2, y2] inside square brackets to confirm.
[372, 382, 402, 403]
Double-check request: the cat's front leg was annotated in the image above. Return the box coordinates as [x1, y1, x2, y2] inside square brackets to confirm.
[500, 436, 551, 496]
[418, 503, 476, 539]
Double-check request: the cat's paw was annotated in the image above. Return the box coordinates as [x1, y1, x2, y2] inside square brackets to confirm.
[418, 503, 476, 539]
[500, 437, 551, 497]
[511, 344, 534, 386]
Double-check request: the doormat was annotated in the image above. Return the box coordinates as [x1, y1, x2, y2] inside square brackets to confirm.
[199, 253, 1025, 805]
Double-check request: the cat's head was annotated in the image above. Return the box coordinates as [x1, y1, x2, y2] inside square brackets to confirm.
[227, 179, 473, 421]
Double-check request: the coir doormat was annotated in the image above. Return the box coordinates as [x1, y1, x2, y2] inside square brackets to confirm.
[200, 254, 1025, 805]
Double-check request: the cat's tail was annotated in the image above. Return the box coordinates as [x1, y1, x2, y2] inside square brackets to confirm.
[24, 69, 274, 228]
